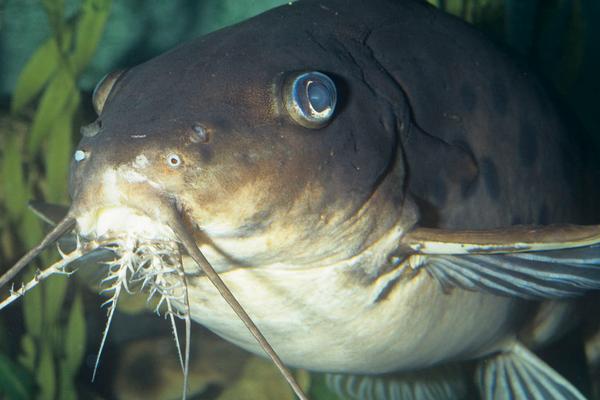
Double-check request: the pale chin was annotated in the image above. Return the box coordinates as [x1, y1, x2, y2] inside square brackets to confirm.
[76, 206, 177, 242]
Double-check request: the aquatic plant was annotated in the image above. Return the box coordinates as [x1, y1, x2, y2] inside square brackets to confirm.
[0, 0, 110, 398]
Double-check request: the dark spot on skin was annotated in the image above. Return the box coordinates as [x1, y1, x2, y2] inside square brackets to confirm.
[199, 146, 213, 162]
[461, 180, 477, 199]
[460, 83, 476, 110]
[373, 267, 419, 303]
[412, 195, 440, 228]
[430, 175, 448, 206]
[481, 158, 501, 200]
[373, 275, 403, 303]
[450, 140, 479, 194]
[491, 78, 508, 116]
[344, 253, 406, 288]
[518, 120, 538, 167]
[236, 210, 272, 237]
[559, 140, 581, 187]
[538, 203, 549, 225]
[344, 267, 376, 287]
[239, 152, 258, 167]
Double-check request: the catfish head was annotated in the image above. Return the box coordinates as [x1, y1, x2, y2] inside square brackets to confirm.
[70, 42, 417, 273]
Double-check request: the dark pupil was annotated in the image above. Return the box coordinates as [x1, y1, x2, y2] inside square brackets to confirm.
[306, 81, 330, 113]
[170, 157, 178, 164]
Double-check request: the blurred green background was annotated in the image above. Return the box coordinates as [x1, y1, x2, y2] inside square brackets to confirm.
[0, 0, 598, 399]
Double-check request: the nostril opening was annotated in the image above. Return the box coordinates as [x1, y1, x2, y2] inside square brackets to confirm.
[190, 123, 209, 143]
[74, 149, 88, 162]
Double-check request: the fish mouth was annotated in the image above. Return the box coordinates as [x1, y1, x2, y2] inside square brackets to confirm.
[0, 196, 312, 400]
[76, 205, 179, 243]
[73, 205, 191, 316]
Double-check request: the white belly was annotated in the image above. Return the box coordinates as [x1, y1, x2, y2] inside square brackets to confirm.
[179, 260, 521, 373]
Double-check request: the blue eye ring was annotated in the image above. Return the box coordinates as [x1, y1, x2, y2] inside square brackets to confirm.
[284, 71, 337, 129]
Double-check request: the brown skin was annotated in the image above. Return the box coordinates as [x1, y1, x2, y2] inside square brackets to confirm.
[70, 0, 595, 241]
[67, 0, 598, 345]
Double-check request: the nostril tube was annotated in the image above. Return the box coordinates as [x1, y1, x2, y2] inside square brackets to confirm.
[80, 120, 102, 137]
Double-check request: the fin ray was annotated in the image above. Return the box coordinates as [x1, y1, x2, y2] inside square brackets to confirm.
[421, 244, 600, 299]
[476, 343, 585, 400]
[325, 364, 467, 400]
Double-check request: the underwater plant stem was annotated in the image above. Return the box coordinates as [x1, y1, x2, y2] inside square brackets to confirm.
[0, 215, 75, 288]
[170, 219, 309, 400]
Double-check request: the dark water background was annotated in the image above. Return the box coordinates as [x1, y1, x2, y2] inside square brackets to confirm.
[0, 0, 599, 399]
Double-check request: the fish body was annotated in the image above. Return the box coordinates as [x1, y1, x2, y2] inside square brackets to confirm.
[179, 254, 519, 374]
[74, 0, 588, 372]
[4, 0, 600, 399]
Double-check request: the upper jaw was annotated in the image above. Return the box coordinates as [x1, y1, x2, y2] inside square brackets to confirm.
[71, 165, 178, 242]
[76, 206, 177, 243]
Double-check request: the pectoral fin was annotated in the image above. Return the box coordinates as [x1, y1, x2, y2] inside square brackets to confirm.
[401, 225, 600, 299]
[476, 342, 586, 400]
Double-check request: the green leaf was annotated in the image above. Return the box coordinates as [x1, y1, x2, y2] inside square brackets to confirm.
[0, 227, 16, 262]
[0, 353, 35, 400]
[70, 0, 112, 75]
[18, 335, 37, 372]
[11, 38, 61, 115]
[41, 0, 67, 44]
[44, 90, 78, 203]
[64, 291, 86, 372]
[43, 275, 69, 326]
[58, 359, 77, 400]
[444, 0, 466, 17]
[36, 342, 56, 400]
[41, 0, 65, 17]
[2, 135, 27, 219]
[19, 206, 44, 251]
[23, 276, 43, 339]
[27, 68, 77, 155]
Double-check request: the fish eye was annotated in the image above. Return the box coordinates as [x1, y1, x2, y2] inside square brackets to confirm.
[92, 69, 125, 115]
[283, 71, 337, 129]
[166, 153, 182, 168]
